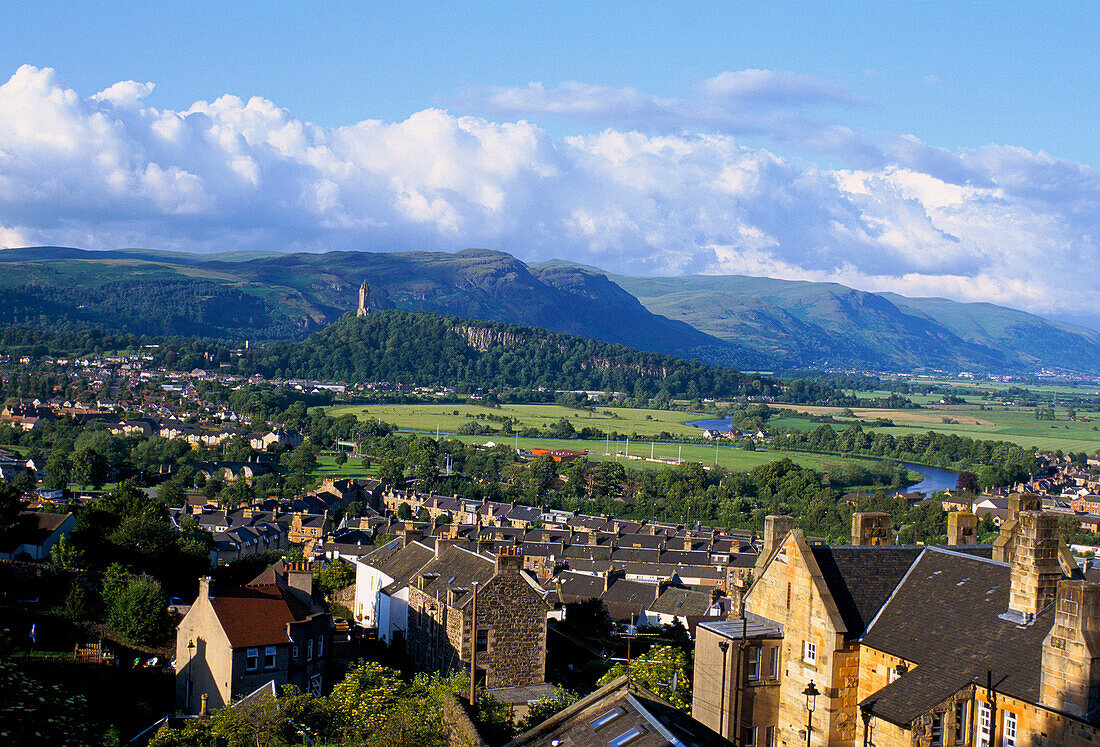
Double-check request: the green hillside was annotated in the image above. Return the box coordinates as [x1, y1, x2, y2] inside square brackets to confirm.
[613, 273, 1100, 373]
[0, 246, 749, 366]
[3, 246, 1099, 374]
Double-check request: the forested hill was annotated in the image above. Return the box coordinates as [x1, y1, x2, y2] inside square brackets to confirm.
[223, 310, 781, 400]
[0, 246, 750, 367]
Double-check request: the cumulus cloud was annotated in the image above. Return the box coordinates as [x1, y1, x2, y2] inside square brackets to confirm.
[0, 64, 1097, 323]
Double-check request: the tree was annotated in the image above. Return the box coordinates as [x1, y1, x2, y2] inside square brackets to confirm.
[71, 447, 108, 489]
[103, 571, 169, 646]
[313, 561, 354, 599]
[0, 480, 28, 547]
[955, 471, 979, 494]
[334, 451, 348, 466]
[396, 502, 412, 520]
[157, 478, 187, 507]
[48, 534, 84, 570]
[43, 448, 71, 490]
[596, 645, 692, 711]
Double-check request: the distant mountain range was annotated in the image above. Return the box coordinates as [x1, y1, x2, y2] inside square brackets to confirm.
[1, 245, 1098, 375]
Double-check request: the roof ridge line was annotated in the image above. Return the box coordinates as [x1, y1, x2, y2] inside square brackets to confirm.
[927, 545, 1008, 567]
[861, 548, 926, 639]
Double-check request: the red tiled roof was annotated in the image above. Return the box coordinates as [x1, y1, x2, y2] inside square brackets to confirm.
[209, 583, 317, 648]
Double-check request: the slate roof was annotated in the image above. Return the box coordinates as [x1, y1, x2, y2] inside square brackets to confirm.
[507, 675, 729, 746]
[413, 545, 495, 606]
[648, 587, 715, 618]
[375, 542, 436, 594]
[859, 547, 1057, 724]
[809, 545, 923, 638]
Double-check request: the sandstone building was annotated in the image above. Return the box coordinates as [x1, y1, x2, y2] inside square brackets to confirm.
[693, 499, 1100, 746]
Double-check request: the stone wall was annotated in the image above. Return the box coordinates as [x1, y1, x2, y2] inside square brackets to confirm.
[441, 693, 487, 747]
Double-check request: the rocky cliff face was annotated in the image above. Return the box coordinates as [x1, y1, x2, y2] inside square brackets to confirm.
[452, 324, 529, 352]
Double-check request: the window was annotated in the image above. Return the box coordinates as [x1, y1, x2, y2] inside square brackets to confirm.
[977, 702, 991, 747]
[954, 701, 967, 743]
[292, 644, 299, 661]
[930, 712, 944, 746]
[803, 640, 816, 665]
[769, 646, 780, 679]
[307, 639, 314, 661]
[475, 628, 489, 653]
[1003, 711, 1017, 747]
[263, 645, 276, 669]
[317, 635, 324, 657]
[888, 666, 900, 684]
[245, 647, 258, 671]
[747, 647, 761, 681]
[590, 708, 623, 729]
[742, 726, 757, 747]
[608, 726, 643, 747]
[764, 726, 775, 747]
[309, 673, 323, 696]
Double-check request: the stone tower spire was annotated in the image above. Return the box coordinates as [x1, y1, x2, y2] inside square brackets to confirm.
[357, 280, 370, 317]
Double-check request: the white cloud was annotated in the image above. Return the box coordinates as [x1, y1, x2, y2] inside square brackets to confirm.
[0, 65, 1097, 323]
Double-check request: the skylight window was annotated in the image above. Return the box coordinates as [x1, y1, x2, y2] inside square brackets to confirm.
[608, 726, 643, 746]
[590, 708, 623, 729]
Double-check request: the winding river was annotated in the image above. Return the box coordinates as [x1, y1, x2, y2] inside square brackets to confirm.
[687, 416, 960, 494]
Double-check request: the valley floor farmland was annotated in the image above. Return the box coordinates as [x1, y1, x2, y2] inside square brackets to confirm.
[769, 402, 1100, 453]
[326, 403, 905, 478]
[326, 402, 705, 438]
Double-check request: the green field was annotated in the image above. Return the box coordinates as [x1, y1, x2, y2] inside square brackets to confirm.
[309, 454, 378, 481]
[775, 402, 1100, 453]
[326, 403, 902, 477]
[326, 402, 705, 438]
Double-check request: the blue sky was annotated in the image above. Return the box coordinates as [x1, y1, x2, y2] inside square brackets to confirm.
[0, 2, 1097, 326]
[5, 1, 1097, 164]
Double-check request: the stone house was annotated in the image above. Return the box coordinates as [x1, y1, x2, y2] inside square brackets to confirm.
[406, 545, 550, 691]
[174, 561, 331, 714]
[693, 499, 1100, 746]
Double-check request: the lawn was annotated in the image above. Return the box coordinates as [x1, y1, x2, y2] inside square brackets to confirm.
[308, 454, 379, 482]
[325, 402, 705, 438]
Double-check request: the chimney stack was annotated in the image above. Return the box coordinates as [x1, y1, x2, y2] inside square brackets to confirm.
[947, 510, 978, 546]
[285, 560, 313, 601]
[1041, 579, 1100, 717]
[435, 536, 456, 558]
[852, 512, 893, 546]
[402, 526, 424, 548]
[755, 515, 796, 577]
[198, 576, 214, 599]
[494, 546, 524, 574]
[1007, 511, 1062, 621]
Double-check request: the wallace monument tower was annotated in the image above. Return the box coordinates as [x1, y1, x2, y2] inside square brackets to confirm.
[356, 280, 371, 317]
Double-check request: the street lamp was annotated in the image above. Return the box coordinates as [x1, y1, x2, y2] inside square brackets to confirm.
[717, 641, 731, 740]
[186, 639, 195, 713]
[860, 701, 875, 747]
[803, 681, 820, 747]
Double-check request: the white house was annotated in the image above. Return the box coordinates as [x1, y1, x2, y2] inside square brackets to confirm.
[352, 537, 434, 644]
